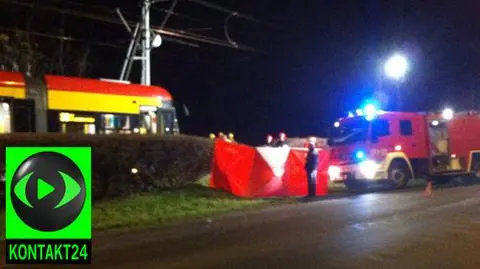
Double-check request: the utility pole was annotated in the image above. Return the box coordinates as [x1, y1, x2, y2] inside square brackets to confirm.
[141, 0, 151, 85]
[119, 0, 161, 85]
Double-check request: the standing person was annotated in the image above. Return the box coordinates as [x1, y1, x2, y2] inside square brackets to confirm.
[218, 132, 227, 141]
[274, 132, 287, 147]
[305, 137, 319, 197]
[265, 134, 274, 146]
[228, 133, 235, 142]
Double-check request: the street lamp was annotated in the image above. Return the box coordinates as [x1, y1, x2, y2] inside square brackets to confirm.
[384, 53, 408, 80]
[152, 33, 163, 48]
[383, 53, 408, 110]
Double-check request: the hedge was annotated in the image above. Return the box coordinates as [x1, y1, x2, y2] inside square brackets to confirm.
[0, 134, 213, 201]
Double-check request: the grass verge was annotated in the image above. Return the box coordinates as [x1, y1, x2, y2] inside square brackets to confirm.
[0, 185, 281, 237]
[0, 175, 312, 236]
[93, 184, 280, 232]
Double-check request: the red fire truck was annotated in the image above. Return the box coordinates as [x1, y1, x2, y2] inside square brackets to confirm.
[327, 107, 480, 190]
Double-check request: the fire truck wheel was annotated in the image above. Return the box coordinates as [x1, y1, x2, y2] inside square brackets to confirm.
[388, 160, 411, 188]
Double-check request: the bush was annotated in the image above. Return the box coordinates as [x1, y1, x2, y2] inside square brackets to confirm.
[0, 134, 213, 201]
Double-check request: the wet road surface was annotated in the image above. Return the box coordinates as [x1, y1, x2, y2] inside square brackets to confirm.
[3, 180, 480, 268]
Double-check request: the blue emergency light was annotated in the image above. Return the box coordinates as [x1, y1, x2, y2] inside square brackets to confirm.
[355, 150, 366, 160]
[363, 104, 377, 119]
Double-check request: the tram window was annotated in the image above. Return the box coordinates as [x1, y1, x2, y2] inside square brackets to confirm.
[99, 114, 132, 133]
[140, 111, 157, 134]
[12, 99, 35, 132]
[86, 124, 96, 134]
[0, 102, 11, 133]
[158, 109, 175, 134]
[62, 123, 85, 134]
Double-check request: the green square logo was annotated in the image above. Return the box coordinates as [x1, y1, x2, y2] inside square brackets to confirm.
[5, 147, 91, 264]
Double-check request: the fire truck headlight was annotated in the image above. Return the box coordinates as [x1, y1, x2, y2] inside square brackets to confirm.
[442, 108, 454, 120]
[328, 165, 341, 181]
[359, 160, 378, 179]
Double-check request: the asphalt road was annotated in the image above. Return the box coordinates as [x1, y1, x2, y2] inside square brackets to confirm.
[3, 180, 480, 268]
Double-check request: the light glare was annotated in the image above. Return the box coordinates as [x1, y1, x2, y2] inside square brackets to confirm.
[364, 104, 377, 120]
[355, 150, 365, 160]
[384, 54, 408, 80]
[442, 108, 454, 120]
[152, 34, 163, 48]
[328, 165, 341, 181]
[359, 160, 378, 179]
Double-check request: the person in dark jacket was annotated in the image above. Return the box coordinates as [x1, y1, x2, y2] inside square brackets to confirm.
[274, 132, 287, 147]
[265, 134, 274, 146]
[305, 137, 319, 197]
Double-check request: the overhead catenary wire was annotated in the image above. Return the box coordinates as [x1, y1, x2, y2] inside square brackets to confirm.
[185, 27, 212, 32]
[224, 12, 238, 47]
[0, 0, 258, 51]
[185, 0, 283, 29]
[186, 0, 257, 22]
[160, 0, 178, 28]
[44, 0, 204, 24]
[157, 25, 260, 52]
[152, 6, 202, 22]
[43, 0, 113, 13]
[0, 26, 126, 49]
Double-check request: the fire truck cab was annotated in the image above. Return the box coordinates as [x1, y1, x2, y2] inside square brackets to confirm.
[327, 108, 480, 190]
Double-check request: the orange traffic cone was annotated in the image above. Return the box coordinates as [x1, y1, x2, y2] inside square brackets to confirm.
[424, 180, 433, 198]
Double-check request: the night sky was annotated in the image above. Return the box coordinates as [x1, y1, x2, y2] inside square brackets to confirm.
[2, 0, 480, 145]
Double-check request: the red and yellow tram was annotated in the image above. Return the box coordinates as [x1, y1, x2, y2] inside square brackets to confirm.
[0, 71, 179, 135]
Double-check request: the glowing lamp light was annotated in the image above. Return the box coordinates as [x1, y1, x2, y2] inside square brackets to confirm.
[348, 112, 354, 118]
[451, 154, 457, 158]
[356, 109, 364, 116]
[152, 34, 163, 48]
[363, 104, 377, 120]
[131, 168, 139, 174]
[334, 121, 340, 128]
[384, 53, 408, 80]
[359, 160, 378, 179]
[4, 81, 23, 86]
[395, 145, 402, 151]
[431, 120, 439, 126]
[442, 108, 454, 120]
[328, 165, 341, 181]
[355, 150, 366, 160]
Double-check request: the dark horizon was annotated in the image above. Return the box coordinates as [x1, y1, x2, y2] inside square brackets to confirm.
[1, 0, 480, 145]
